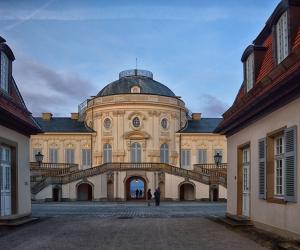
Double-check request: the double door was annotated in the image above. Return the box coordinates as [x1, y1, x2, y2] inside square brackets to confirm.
[0, 146, 11, 216]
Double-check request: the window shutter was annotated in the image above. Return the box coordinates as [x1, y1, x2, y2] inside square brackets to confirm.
[284, 126, 297, 202]
[258, 138, 266, 199]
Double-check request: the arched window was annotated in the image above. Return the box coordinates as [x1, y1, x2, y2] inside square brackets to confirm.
[103, 144, 112, 163]
[160, 144, 169, 164]
[131, 142, 141, 163]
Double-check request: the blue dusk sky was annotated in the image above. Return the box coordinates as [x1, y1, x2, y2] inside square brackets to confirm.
[0, 0, 279, 117]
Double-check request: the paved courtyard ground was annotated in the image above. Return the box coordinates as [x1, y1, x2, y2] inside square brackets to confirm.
[0, 202, 267, 250]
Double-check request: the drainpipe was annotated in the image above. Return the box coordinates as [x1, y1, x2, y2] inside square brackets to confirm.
[179, 134, 182, 168]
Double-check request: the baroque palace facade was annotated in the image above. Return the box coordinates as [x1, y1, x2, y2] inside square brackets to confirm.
[30, 69, 227, 201]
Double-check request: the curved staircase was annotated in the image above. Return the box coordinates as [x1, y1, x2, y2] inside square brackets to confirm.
[31, 163, 227, 195]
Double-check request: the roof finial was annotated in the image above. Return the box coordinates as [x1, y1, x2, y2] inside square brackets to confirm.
[135, 57, 138, 69]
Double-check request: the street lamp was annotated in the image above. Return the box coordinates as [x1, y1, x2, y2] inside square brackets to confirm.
[214, 152, 222, 168]
[35, 152, 44, 167]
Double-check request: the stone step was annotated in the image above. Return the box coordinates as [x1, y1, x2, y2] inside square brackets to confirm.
[0, 216, 39, 227]
[219, 217, 253, 227]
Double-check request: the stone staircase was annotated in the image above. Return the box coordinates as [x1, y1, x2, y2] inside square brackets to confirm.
[31, 163, 227, 195]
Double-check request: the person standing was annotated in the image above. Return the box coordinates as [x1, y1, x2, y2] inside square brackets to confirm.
[147, 189, 152, 206]
[139, 189, 143, 199]
[154, 187, 161, 206]
[135, 189, 139, 199]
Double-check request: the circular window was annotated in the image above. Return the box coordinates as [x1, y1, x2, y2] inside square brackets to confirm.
[104, 118, 111, 129]
[161, 118, 168, 129]
[132, 117, 140, 128]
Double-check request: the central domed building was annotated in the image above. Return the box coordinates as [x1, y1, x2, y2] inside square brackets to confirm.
[30, 69, 227, 202]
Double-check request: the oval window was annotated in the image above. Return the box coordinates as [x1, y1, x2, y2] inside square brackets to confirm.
[161, 118, 168, 129]
[104, 118, 111, 129]
[132, 117, 140, 128]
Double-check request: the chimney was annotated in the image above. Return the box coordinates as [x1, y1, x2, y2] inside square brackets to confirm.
[42, 112, 52, 120]
[71, 112, 79, 120]
[192, 113, 201, 120]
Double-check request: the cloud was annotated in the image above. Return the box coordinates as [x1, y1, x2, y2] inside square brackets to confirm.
[0, 6, 229, 24]
[13, 56, 96, 116]
[201, 94, 229, 117]
[0, 0, 55, 31]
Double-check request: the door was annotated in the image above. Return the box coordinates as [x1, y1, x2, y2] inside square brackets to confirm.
[1, 146, 11, 216]
[242, 148, 250, 217]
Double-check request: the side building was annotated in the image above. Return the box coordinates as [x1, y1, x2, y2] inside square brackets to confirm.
[216, 0, 300, 238]
[30, 69, 227, 202]
[0, 37, 41, 222]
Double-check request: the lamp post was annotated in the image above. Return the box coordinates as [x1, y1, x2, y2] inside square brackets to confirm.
[35, 152, 44, 167]
[214, 152, 222, 168]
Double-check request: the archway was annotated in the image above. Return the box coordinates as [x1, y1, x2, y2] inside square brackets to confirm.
[125, 176, 146, 200]
[52, 186, 61, 202]
[179, 183, 195, 201]
[77, 183, 93, 201]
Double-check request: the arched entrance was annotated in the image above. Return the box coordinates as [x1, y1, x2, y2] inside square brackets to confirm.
[52, 186, 61, 202]
[179, 183, 195, 201]
[125, 176, 146, 200]
[77, 183, 93, 201]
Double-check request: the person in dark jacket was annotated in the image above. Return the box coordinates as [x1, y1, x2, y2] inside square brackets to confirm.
[147, 189, 152, 206]
[139, 189, 143, 199]
[154, 187, 161, 206]
[135, 189, 139, 199]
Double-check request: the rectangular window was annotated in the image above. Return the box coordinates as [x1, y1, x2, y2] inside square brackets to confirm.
[274, 135, 284, 197]
[214, 149, 223, 163]
[0, 52, 9, 93]
[65, 149, 75, 164]
[276, 11, 288, 64]
[198, 149, 207, 164]
[32, 148, 42, 162]
[181, 149, 191, 169]
[49, 148, 58, 163]
[82, 149, 91, 168]
[246, 53, 254, 92]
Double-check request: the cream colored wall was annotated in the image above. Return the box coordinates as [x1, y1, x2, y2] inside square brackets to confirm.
[35, 184, 53, 200]
[30, 133, 93, 169]
[85, 94, 185, 165]
[190, 180, 209, 199]
[164, 173, 184, 199]
[178, 133, 227, 169]
[227, 97, 300, 236]
[0, 125, 31, 216]
[219, 185, 227, 199]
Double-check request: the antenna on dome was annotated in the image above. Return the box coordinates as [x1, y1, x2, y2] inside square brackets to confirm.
[135, 58, 138, 69]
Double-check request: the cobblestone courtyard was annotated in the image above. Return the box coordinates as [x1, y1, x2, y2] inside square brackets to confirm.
[0, 202, 266, 250]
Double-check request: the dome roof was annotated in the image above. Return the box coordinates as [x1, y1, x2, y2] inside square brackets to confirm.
[97, 69, 176, 98]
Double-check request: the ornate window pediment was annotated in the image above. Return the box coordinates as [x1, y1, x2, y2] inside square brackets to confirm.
[124, 130, 150, 140]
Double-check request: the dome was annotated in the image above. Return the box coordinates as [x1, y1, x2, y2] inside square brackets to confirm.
[97, 69, 176, 98]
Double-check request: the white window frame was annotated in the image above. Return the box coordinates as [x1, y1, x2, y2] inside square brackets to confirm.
[82, 149, 91, 168]
[103, 144, 112, 163]
[131, 142, 141, 163]
[198, 149, 207, 164]
[49, 148, 58, 163]
[0, 52, 9, 93]
[274, 135, 285, 197]
[160, 144, 169, 164]
[181, 149, 191, 169]
[276, 11, 289, 64]
[245, 53, 254, 92]
[65, 149, 75, 164]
